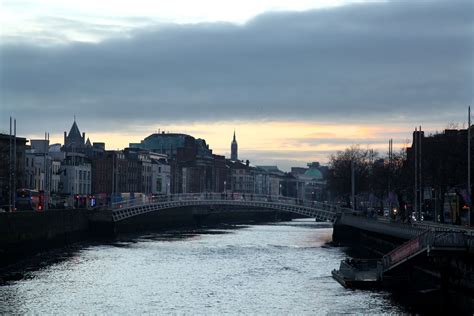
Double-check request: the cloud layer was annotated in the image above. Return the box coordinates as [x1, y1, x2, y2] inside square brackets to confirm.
[1, 0, 472, 155]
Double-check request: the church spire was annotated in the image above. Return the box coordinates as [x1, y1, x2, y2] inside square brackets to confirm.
[231, 130, 238, 161]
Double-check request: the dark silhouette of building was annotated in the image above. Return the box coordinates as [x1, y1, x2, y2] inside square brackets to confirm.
[91, 150, 127, 198]
[0, 133, 27, 209]
[63, 119, 86, 153]
[213, 154, 229, 193]
[406, 128, 474, 224]
[227, 159, 255, 193]
[130, 132, 217, 193]
[231, 130, 238, 161]
[123, 148, 152, 194]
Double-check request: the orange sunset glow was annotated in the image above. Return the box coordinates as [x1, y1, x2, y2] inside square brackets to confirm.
[29, 119, 448, 170]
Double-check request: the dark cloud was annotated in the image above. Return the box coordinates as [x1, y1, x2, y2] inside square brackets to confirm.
[0, 0, 472, 135]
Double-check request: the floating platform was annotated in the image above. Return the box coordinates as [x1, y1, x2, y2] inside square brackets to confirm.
[331, 258, 380, 288]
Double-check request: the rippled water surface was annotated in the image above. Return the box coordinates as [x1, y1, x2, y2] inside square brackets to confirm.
[0, 220, 405, 314]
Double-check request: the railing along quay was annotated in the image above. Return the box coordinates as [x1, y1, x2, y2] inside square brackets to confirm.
[338, 213, 427, 240]
[382, 231, 465, 270]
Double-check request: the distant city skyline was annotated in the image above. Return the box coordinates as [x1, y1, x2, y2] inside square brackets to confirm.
[4, 118, 467, 172]
[1, 0, 472, 171]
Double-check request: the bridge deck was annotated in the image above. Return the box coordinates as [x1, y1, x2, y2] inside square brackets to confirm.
[108, 193, 474, 242]
[109, 193, 345, 223]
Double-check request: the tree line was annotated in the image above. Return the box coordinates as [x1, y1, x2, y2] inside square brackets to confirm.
[327, 129, 472, 223]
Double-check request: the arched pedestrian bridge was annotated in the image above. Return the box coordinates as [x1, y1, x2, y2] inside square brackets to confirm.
[111, 193, 346, 223]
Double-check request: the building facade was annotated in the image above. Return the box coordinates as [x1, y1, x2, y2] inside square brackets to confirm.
[150, 153, 171, 194]
[290, 162, 327, 201]
[228, 160, 256, 194]
[60, 121, 92, 198]
[406, 128, 474, 224]
[0, 134, 27, 210]
[130, 132, 216, 193]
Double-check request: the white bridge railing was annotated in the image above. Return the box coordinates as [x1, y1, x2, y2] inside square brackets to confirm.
[110, 193, 353, 222]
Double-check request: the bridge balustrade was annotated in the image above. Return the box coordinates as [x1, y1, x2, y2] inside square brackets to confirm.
[109, 193, 340, 222]
[112, 193, 320, 210]
[106, 193, 474, 245]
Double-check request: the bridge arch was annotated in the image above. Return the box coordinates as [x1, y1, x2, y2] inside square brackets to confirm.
[110, 193, 340, 223]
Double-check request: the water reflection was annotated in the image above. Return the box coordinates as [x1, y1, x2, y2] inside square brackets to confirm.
[0, 219, 406, 314]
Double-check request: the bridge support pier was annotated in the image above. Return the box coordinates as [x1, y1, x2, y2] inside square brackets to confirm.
[332, 221, 361, 245]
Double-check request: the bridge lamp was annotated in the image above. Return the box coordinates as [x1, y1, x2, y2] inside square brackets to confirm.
[224, 181, 226, 193]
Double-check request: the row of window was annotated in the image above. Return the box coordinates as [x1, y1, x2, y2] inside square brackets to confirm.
[77, 169, 91, 180]
[70, 183, 91, 195]
[142, 165, 152, 173]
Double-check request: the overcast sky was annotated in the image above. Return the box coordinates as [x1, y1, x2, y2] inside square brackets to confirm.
[0, 0, 472, 170]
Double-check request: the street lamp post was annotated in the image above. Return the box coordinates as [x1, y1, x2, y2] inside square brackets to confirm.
[351, 159, 355, 210]
[468, 106, 471, 226]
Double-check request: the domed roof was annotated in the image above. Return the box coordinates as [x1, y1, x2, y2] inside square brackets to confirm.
[304, 168, 323, 180]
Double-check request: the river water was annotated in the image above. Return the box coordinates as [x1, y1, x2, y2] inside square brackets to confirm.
[0, 219, 406, 314]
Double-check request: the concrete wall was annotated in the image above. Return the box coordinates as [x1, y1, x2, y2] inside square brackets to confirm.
[332, 217, 474, 302]
[0, 206, 305, 265]
[0, 209, 90, 265]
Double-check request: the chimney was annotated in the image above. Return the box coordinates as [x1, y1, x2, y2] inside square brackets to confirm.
[82, 132, 86, 144]
[246, 159, 249, 166]
[64, 131, 67, 145]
